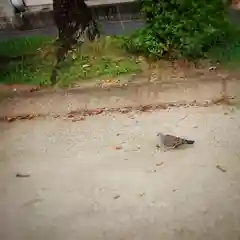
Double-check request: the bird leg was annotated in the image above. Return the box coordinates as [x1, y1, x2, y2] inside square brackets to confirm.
[156, 143, 168, 152]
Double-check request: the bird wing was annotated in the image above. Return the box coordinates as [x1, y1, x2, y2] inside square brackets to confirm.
[164, 134, 184, 148]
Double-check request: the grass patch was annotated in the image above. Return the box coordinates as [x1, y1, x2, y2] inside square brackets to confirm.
[0, 36, 141, 87]
[0, 35, 53, 58]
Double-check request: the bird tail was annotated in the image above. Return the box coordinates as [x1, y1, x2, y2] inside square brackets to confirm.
[185, 139, 195, 144]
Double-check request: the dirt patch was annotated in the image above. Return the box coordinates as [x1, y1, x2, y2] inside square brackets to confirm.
[0, 83, 39, 92]
[0, 60, 239, 118]
[0, 96, 234, 123]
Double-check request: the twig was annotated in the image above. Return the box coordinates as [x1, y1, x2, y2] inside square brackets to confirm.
[216, 164, 227, 173]
[16, 173, 30, 178]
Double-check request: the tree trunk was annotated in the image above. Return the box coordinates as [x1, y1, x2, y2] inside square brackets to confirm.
[51, 0, 100, 85]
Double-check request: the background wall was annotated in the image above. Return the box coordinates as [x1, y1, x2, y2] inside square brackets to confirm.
[0, 0, 14, 18]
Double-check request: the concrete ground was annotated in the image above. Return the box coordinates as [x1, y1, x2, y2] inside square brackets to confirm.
[1, 96, 240, 239]
[0, 3, 240, 239]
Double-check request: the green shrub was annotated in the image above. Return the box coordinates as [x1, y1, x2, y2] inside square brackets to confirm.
[124, 0, 240, 58]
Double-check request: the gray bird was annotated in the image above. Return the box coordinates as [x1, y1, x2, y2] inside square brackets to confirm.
[157, 132, 195, 150]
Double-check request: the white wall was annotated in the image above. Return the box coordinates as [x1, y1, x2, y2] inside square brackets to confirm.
[0, 0, 14, 18]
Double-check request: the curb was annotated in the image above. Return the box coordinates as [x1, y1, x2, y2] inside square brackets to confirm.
[0, 96, 235, 123]
[0, 77, 239, 119]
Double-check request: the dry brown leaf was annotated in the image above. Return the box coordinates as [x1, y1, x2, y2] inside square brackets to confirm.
[113, 195, 120, 199]
[119, 108, 131, 114]
[115, 146, 122, 150]
[71, 116, 85, 122]
[29, 87, 40, 93]
[156, 162, 164, 167]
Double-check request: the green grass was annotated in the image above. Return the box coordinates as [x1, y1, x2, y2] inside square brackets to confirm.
[0, 36, 141, 87]
[0, 36, 53, 57]
[2, 33, 240, 88]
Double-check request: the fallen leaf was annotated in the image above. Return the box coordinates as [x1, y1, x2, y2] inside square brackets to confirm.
[82, 64, 90, 68]
[209, 66, 217, 71]
[156, 162, 164, 167]
[119, 108, 131, 114]
[29, 87, 40, 93]
[138, 105, 153, 112]
[71, 116, 85, 122]
[88, 109, 104, 116]
[67, 114, 75, 118]
[4, 114, 39, 122]
[113, 195, 120, 199]
[52, 114, 60, 119]
[7, 117, 17, 122]
[24, 114, 35, 120]
[115, 146, 122, 150]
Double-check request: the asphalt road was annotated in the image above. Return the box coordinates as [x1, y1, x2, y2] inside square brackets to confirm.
[0, 7, 239, 41]
[0, 20, 145, 40]
[1, 105, 240, 240]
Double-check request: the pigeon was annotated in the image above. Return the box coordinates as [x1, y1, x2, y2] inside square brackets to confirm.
[157, 132, 195, 150]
